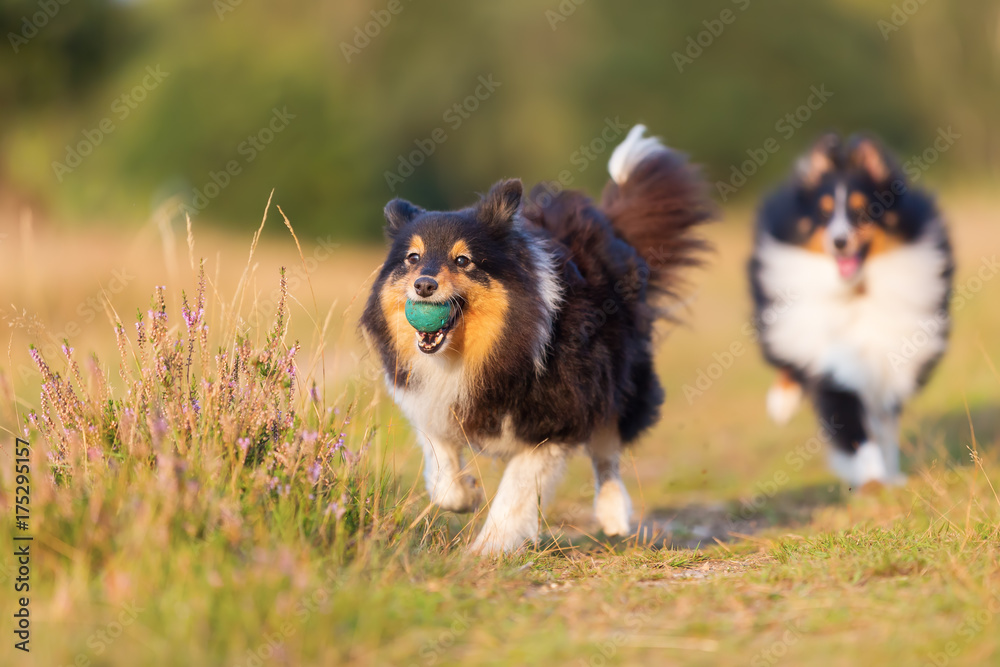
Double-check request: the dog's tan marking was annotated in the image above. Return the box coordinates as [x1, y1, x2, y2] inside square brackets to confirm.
[380, 276, 418, 370]
[804, 225, 827, 254]
[449, 275, 509, 385]
[797, 217, 812, 236]
[775, 369, 797, 390]
[848, 191, 867, 211]
[818, 194, 834, 215]
[450, 240, 471, 261]
[864, 224, 903, 257]
[408, 235, 425, 256]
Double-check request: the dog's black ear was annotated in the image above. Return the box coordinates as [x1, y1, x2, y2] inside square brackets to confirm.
[383, 198, 424, 238]
[796, 133, 840, 188]
[477, 179, 522, 233]
[847, 135, 897, 185]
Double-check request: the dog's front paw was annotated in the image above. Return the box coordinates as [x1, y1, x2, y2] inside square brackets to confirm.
[432, 474, 484, 514]
[886, 472, 908, 487]
[469, 527, 529, 557]
[595, 479, 632, 537]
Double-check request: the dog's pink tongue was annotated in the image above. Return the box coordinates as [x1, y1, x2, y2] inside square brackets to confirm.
[836, 256, 860, 279]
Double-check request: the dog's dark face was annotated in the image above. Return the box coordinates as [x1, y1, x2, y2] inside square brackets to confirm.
[788, 134, 908, 281]
[365, 179, 525, 373]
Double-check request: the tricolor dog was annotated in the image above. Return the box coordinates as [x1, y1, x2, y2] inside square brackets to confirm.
[362, 126, 712, 553]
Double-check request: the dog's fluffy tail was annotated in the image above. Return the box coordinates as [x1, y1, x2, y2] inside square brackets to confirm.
[601, 125, 714, 300]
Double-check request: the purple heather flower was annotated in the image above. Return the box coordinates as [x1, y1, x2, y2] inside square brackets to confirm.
[325, 500, 347, 521]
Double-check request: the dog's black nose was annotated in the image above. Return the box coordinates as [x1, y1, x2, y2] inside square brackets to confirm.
[414, 276, 438, 298]
[833, 236, 848, 250]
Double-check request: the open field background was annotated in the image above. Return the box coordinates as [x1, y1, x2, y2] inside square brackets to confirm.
[0, 191, 997, 666]
[2, 1, 999, 664]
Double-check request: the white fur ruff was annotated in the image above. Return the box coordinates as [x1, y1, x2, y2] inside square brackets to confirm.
[754, 228, 950, 411]
[755, 226, 949, 484]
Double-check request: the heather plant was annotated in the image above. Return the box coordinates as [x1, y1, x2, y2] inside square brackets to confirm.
[0, 205, 997, 666]
[21, 254, 406, 569]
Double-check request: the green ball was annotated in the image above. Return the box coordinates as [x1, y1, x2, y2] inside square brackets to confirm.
[404, 300, 453, 333]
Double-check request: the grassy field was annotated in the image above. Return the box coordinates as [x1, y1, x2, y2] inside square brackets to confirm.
[1, 193, 998, 666]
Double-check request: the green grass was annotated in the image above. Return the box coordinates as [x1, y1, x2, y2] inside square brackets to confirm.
[1, 199, 999, 665]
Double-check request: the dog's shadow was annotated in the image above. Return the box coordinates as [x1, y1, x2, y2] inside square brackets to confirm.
[546, 482, 845, 552]
[906, 403, 1000, 467]
[543, 403, 1000, 553]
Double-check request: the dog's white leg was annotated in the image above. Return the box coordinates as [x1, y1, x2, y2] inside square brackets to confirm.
[470, 445, 568, 555]
[766, 371, 803, 425]
[587, 429, 632, 536]
[829, 441, 888, 488]
[868, 408, 905, 486]
[419, 433, 483, 513]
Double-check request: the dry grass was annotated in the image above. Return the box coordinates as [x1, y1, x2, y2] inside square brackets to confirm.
[0, 193, 998, 665]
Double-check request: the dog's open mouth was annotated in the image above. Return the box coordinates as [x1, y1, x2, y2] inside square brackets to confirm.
[415, 309, 459, 354]
[834, 245, 870, 281]
[835, 255, 861, 280]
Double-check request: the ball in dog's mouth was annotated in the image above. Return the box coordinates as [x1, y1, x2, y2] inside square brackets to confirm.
[414, 314, 457, 354]
[405, 300, 458, 354]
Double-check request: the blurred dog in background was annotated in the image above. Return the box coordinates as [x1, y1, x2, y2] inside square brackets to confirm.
[750, 133, 953, 488]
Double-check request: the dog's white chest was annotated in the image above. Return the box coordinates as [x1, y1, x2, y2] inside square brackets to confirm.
[756, 231, 949, 407]
[389, 355, 532, 456]
[389, 354, 465, 441]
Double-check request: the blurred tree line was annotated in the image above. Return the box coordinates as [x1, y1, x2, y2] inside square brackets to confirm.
[1, 0, 998, 239]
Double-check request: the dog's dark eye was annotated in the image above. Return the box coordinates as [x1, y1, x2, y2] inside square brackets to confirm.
[455, 255, 471, 268]
[406, 252, 420, 264]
